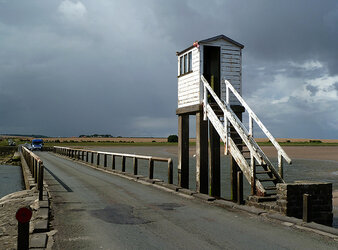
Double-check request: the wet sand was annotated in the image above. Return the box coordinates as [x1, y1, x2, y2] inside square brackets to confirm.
[164, 145, 338, 162]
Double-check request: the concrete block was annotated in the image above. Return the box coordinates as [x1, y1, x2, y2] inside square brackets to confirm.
[30, 233, 48, 248]
[39, 200, 49, 208]
[33, 220, 49, 233]
[234, 204, 266, 215]
[192, 193, 215, 201]
[214, 199, 235, 209]
[37, 208, 49, 220]
[178, 188, 196, 196]
[154, 182, 180, 191]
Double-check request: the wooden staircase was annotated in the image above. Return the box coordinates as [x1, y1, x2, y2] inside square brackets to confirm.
[201, 76, 292, 197]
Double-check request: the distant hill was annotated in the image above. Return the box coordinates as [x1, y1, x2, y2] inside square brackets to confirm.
[0, 134, 49, 138]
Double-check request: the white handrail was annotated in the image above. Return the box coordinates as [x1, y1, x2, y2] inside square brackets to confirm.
[224, 80, 291, 164]
[201, 75, 288, 184]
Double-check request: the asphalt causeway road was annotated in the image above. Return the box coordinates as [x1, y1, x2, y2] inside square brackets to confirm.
[36, 152, 337, 250]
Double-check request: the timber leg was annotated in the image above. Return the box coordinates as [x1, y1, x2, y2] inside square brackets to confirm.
[178, 114, 189, 188]
[196, 112, 208, 194]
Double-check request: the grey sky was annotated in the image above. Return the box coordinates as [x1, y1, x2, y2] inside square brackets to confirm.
[0, 0, 337, 139]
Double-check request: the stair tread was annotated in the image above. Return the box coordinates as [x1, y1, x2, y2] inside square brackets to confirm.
[256, 170, 271, 174]
[258, 178, 276, 182]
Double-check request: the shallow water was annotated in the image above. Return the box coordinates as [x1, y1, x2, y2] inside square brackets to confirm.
[0, 165, 24, 198]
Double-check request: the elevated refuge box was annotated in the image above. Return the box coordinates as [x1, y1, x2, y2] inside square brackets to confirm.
[176, 34, 244, 108]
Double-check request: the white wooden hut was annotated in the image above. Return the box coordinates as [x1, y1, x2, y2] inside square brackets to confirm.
[176, 35, 244, 108]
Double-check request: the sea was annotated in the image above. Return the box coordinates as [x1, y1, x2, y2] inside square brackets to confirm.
[0, 165, 24, 199]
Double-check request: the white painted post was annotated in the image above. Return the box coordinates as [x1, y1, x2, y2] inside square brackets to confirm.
[278, 152, 283, 178]
[224, 111, 228, 155]
[203, 84, 207, 121]
[249, 115, 253, 137]
[226, 84, 230, 104]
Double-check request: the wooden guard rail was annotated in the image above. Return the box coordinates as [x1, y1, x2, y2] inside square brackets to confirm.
[53, 146, 173, 184]
[21, 146, 44, 200]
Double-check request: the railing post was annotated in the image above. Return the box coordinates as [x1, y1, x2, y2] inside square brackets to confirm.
[104, 154, 107, 168]
[91, 152, 94, 164]
[278, 152, 283, 178]
[96, 153, 100, 167]
[86, 151, 89, 162]
[38, 163, 44, 201]
[203, 85, 207, 120]
[226, 84, 229, 104]
[148, 158, 154, 179]
[168, 159, 173, 184]
[250, 155, 256, 195]
[34, 159, 38, 183]
[112, 155, 115, 170]
[249, 115, 253, 137]
[133, 157, 138, 175]
[224, 111, 229, 155]
[122, 156, 126, 172]
[303, 194, 312, 223]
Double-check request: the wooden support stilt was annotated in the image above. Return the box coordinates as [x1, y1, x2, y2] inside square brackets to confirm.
[230, 107, 243, 201]
[237, 171, 243, 205]
[209, 121, 220, 197]
[196, 112, 208, 194]
[178, 114, 189, 188]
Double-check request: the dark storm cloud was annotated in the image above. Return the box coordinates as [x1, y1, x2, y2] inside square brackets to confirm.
[0, 0, 337, 138]
[306, 85, 319, 97]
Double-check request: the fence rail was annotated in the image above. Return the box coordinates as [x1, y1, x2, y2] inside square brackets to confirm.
[53, 146, 173, 184]
[21, 146, 44, 200]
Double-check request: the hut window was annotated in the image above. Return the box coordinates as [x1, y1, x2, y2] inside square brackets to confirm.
[180, 56, 184, 75]
[178, 51, 193, 76]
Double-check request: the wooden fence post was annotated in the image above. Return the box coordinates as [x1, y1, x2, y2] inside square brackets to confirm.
[112, 155, 115, 170]
[133, 158, 138, 175]
[104, 154, 107, 168]
[303, 194, 312, 222]
[122, 156, 126, 172]
[96, 153, 100, 167]
[149, 159, 154, 179]
[168, 159, 173, 184]
[38, 163, 44, 201]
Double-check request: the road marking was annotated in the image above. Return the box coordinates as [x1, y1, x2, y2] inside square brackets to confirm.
[44, 167, 73, 192]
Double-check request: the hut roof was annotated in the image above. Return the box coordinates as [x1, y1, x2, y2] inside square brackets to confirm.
[177, 34, 244, 56]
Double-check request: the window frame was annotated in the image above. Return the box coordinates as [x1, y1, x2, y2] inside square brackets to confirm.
[178, 51, 193, 77]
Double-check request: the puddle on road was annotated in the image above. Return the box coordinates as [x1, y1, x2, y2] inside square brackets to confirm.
[90, 205, 151, 225]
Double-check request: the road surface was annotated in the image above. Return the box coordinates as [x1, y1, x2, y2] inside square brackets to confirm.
[37, 152, 337, 249]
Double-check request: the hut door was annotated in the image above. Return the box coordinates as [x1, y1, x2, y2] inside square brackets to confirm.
[203, 46, 221, 98]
